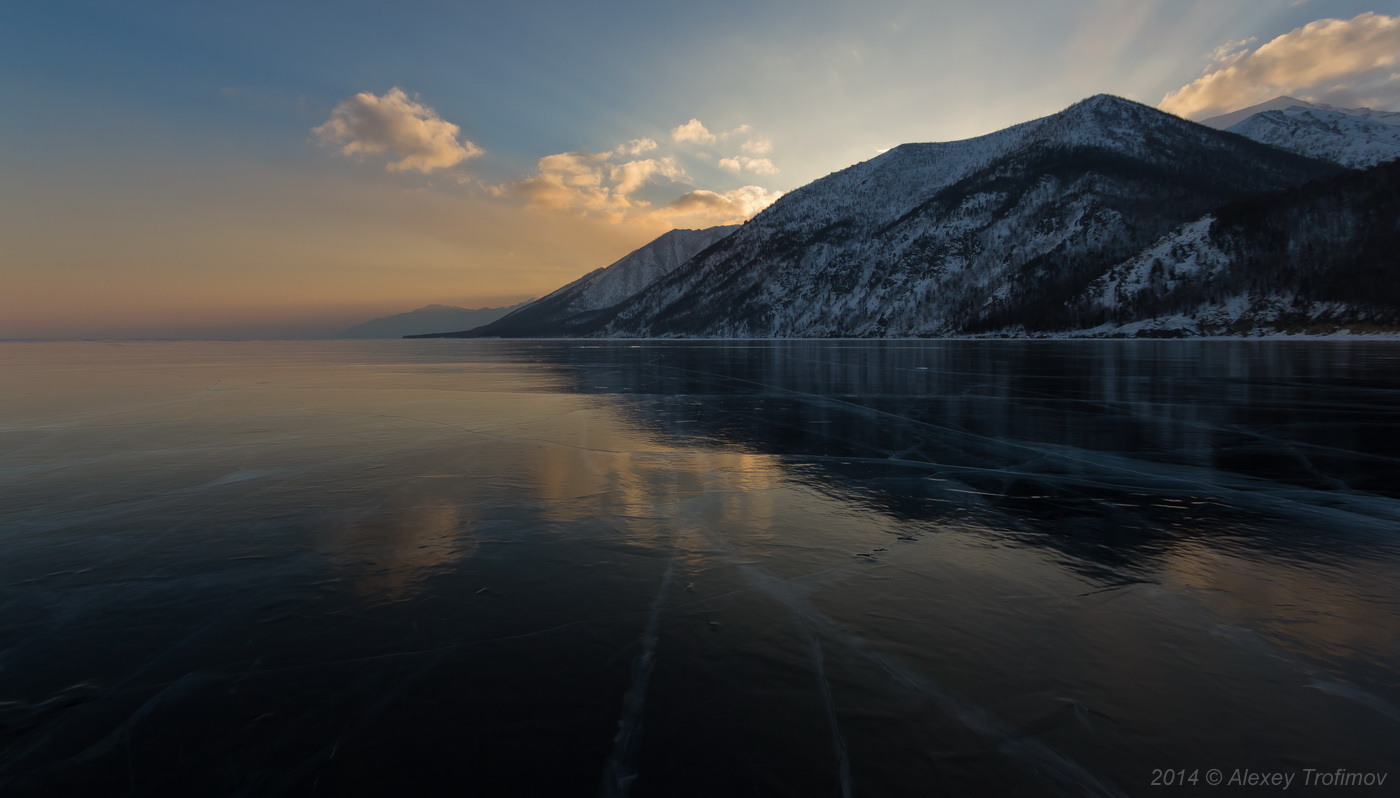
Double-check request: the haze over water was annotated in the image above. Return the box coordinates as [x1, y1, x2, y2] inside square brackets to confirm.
[2, 340, 1398, 796]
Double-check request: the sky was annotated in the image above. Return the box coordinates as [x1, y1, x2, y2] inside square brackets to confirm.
[1, 0, 1396, 338]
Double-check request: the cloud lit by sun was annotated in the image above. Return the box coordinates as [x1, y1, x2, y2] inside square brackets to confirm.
[311, 95, 787, 228]
[1161, 13, 1400, 118]
[7, 0, 1400, 338]
[313, 87, 483, 173]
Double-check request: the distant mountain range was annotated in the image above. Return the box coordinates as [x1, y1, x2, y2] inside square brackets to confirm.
[1200, 95, 1400, 130]
[338, 302, 527, 338]
[1200, 96, 1400, 169]
[417, 94, 1399, 339]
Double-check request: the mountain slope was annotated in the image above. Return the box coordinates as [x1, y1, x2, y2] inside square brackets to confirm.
[1198, 96, 1317, 130]
[418, 225, 737, 337]
[599, 95, 1341, 337]
[1200, 96, 1400, 130]
[1225, 106, 1400, 168]
[337, 302, 527, 338]
[1073, 159, 1400, 335]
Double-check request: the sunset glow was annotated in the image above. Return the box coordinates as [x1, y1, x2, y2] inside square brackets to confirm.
[1, 0, 1391, 338]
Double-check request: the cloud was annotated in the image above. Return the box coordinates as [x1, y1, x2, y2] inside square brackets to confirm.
[671, 120, 766, 148]
[670, 118, 717, 146]
[673, 119, 781, 175]
[740, 138, 773, 156]
[616, 138, 658, 157]
[718, 156, 779, 175]
[503, 119, 782, 227]
[1204, 38, 1257, 71]
[611, 157, 685, 195]
[510, 149, 688, 223]
[1161, 13, 1400, 119]
[652, 186, 784, 227]
[503, 115, 785, 227]
[313, 87, 483, 173]
[509, 146, 781, 227]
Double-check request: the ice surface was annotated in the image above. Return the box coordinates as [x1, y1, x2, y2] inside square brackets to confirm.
[1, 340, 1398, 796]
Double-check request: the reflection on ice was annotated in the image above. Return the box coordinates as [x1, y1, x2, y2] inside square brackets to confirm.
[0, 340, 1397, 797]
[319, 502, 476, 603]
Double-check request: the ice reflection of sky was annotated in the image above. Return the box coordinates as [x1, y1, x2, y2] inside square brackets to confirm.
[1, 340, 1398, 797]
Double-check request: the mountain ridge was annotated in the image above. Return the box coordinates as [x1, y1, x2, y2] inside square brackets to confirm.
[599, 95, 1341, 337]
[414, 225, 737, 338]
[416, 93, 1393, 340]
[1201, 96, 1400, 130]
[338, 302, 529, 338]
[1224, 106, 1400, 168]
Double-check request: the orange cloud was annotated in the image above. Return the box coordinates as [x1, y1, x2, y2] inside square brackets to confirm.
[718, 156, 779, 175]
[616, 138, 658, 156]
[1161, 13, 1400, 119]
[504, 120, 784, 228]
[313, 87, 483, 173]
[511, 151, 688, 223]
[741, 137, 773, 156]
[652, 186, 783, 227]
[670, 118, 717, 145]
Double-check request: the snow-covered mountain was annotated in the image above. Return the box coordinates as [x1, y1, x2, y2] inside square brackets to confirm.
[1199, 96, 1400, 168]
[595, 95, 1339, 337]
[418, 225, 736, 337]
[337, 302, 527, 338]
[1200, 96, 1400, 130]
[1225, 107, 1400, 169]
[1198, 96, 1314, 130]
[416, 94, 1395, 340]
[1073, 159, 1400, 335]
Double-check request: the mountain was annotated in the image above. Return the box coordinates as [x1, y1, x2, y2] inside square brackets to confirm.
[337, 302, 528, 338]
[414, 225, 737, 337]
[1198, 96, 1316, 130]
[595, 95, 1341, 337]
[1197, 96, 1400, 168]
[1200, 96, 1400, 130]
[1225, 107, 1400, 169]
[1074, 158, 1400, 335]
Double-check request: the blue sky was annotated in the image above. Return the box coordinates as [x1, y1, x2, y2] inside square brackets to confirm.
[1, 0, 1394, 337]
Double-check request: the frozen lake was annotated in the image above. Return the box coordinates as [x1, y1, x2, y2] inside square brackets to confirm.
[2, 339, 1398, 796]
